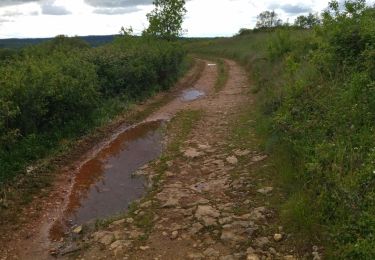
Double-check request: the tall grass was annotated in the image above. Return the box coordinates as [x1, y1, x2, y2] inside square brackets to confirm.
[188, 1, 375, 258]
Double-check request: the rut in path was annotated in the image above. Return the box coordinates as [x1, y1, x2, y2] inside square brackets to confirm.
[72, 60, 304, 260]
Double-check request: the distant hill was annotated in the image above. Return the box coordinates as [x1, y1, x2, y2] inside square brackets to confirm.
[0, 35, 117, 49]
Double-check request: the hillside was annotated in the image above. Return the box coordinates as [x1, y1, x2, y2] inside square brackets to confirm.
[0, 35, 117, 49]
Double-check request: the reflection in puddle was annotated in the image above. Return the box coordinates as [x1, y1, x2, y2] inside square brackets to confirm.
[50, 120, 164, 240]
[181, 89, 205, 102]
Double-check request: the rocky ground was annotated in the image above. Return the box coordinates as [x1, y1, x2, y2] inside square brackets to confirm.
[1, 59, 323, 260]
[55, 60, 322, 260]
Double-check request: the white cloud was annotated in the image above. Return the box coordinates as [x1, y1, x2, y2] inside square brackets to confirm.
[0, 0, 336, 39]
[41, 0, 71, 15]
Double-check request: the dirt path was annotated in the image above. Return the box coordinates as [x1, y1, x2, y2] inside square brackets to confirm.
[60, 60, 306, 260]
[1, 59, 312, 260]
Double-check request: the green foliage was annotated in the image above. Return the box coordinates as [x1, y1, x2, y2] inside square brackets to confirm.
[188, 0, 375, 257]
[0, 35, 186, 184]
[256, 11, 283, 29]
[145, 0, 187, 40]
[294, 13, 321, 28]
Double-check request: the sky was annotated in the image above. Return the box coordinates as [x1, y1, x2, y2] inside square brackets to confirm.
[0, 0, 363, 39]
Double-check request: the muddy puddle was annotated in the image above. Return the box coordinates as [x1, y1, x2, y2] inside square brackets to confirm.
[50, 120, 165, 240]
[181, 88, 205, 102]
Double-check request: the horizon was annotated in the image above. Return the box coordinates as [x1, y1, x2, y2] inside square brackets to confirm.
[1, 0, 374, 40]
[0, 0, 333, 39]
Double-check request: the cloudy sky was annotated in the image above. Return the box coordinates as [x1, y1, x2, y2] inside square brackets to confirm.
[0, 0, 362, 39]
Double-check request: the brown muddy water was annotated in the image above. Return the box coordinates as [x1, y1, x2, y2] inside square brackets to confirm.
[181, 89, 205, 101]
[50, 120, 165, 240]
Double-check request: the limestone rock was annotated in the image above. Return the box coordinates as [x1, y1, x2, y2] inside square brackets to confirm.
[111, 219, 125, 226]
[171, 231, 179, 240]
[72, 225, 82, 234]
[187, 253, 204, 259]
[226, 156, 238, 165]
[273, 233, 283, 242]
[247, 254, 260, 260]
[234, 149, 251, 156]
[190, 223, 204, 235]
[183, 148, 203, 158]
[203, 248, 220, 257]
[251, 155, 268, 163]
[195, 205, 220, 219]
[257, 187, 273, 195]
[92, 231, 114, 245]
[220, 230, 246, 244]
[254, 237, 270, 248]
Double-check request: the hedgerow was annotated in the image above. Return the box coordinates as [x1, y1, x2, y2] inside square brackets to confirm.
[0, 35, 186, 183]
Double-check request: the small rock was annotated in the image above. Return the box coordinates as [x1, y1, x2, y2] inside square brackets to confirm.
[111, 219, 125, 226]
[72, 225, 82, 234]
[60, 244, 82, 256]
[139, 246, 150, 251]
[247, 254, 260, 260]
[249, 207, 266, 221]
[49, 248, 59, 256]
[127, 229, 144, 239]
[273, 233, 283, 242]
[190, 223, 203, 234]
[201, 216, 217, 226]
[312, 252, 321, 260]
[220, 230, 246, 244]
[226, 156, 238, 165]
[195, 205, 220, 219]
[198, 144, 211, 150]
[234, 149, 251, 156]
[165, 171, 175, 177]
[140, 201, 152, 208]
[187, 253, 204, 259]
[166, 161, 173, 167]
[251, 155, 268, 163]
[110, 240, 131, 251]
[92, 231, 114, 245]
[269, 247, 277, 255]
[203, 248, 219, 257]
[100, 234, 114, 245]
[257, 187, 273, 195]
[162, 198, 179, 208]
[254, 237, 270, 248]
[171, 231, 179, 240]
[126, 218, 134, 224]
[246, 247, 255, 254]
[219, 217, 232, 225]
[183, 148, 203, 158]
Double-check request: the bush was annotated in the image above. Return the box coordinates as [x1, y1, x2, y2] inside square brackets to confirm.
[187, 1, 375, 257]
[0, 35, 186, 183]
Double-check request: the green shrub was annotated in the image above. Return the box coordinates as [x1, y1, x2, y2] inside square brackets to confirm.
[0, 35, 186, 183]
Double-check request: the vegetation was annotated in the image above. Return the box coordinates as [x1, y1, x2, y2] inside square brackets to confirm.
[188, 0, 375, 258]
[294, 13, 321, 28]
[145, 0, 187, 40]
[0, 35, 186, 184]
[256, 11, 283, 29]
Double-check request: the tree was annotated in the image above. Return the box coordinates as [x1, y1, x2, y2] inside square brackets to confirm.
[256, 11, 282, 29]
[145, 0, 187, 40]
[294, 13, 321, 28]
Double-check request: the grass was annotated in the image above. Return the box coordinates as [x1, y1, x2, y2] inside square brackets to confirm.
[214, 59, 229, 92]
[0, 57, 203, 235]
[188, 18, 375, 257]
[186, 29, 325, 252]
